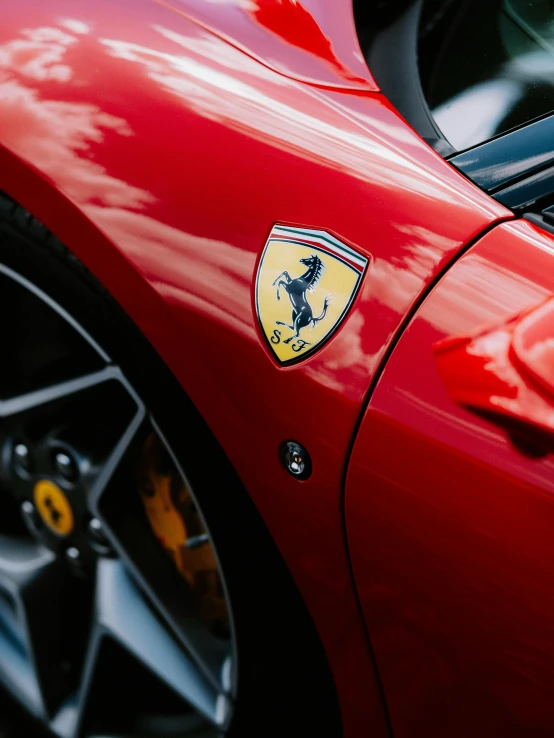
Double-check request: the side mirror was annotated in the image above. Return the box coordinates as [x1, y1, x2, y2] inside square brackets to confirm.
[434, 297, 554, 456]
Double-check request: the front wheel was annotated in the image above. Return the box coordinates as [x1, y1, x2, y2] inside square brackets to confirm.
[0, 191, 342, 738]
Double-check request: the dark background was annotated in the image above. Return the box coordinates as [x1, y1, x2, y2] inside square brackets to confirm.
[0, 692, 43, 737]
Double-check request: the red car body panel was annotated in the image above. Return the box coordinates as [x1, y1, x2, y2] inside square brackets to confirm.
[347, 220, 554, 737]
[157, 0, 378, 90]
[434, 291, 554, 439]
[0, 0, 515, 734]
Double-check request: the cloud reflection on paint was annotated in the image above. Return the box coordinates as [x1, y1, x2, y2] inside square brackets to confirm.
[100, 25, 490, 208]
[0, 13, 506, 394]
[0, 25, 152, 209]
[0, 25, 77, 82]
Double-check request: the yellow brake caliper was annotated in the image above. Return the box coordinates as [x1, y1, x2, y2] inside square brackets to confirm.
[138, 434, 228, 635]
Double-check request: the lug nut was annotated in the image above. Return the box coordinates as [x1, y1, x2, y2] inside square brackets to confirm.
[88, 517, 106, 542]
[13, 443, 31, 474]
[54, 451, 78, 483]
[65, 546, 86, 576]
[21, 500, 41, 533]
[65, 546, 81, 563]
[87, 517, 112, 555]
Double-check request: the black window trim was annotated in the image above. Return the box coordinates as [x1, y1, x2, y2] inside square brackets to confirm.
[449, 113, 554, 210]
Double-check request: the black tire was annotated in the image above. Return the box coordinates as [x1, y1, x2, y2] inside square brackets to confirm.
[0, 191, 342, 738]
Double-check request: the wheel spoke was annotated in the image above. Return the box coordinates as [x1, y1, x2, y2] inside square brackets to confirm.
[76, 559, 225, 729]
[0, 537, 91, 716]
[0, 263, 110, 365]
[0, 536, 54, 590]
[87, 402, 146, 510]
[94, 426, 232, 695]
[104, 513, 230, 680]
[0, 626, 42, 718]
[0, 367, 121, 418]
[0, 538, 48, 716]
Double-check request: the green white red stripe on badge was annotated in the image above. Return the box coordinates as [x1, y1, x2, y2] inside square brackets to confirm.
[269, 224, 368, 274]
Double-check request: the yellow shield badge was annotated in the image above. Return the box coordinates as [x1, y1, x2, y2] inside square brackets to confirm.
[255, 224, 369, 365]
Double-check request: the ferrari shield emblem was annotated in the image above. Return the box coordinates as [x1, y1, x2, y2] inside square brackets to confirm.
[256, 224, 369, 365]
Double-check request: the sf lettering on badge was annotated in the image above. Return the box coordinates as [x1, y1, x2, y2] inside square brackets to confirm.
[270, 328, 310, 353]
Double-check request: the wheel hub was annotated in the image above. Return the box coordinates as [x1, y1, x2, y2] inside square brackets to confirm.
[33, 479, 74, 538]
[5, 432, 109, 576]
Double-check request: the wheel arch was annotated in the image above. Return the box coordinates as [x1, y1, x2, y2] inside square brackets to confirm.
[0, 144, 168, 330]
[0, 181, 345, 735]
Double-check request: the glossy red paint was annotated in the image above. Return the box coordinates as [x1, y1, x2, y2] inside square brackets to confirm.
[347, 220, 554, 737]
[0, 0, 510, 733]
[157, 0, 377, 89]
[434, 295, 554, 440]
[513, 299, 554, 397]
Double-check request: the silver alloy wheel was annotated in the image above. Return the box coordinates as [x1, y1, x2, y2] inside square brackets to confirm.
[0, 263, 236, 737]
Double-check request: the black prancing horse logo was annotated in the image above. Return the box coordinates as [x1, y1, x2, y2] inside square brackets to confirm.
[271, 254, 332, 344]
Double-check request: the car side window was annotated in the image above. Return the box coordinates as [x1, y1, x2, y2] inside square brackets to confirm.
[419, 0, 554, 150]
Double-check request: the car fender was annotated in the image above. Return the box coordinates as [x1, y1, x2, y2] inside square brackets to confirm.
[0, 1, 511, 733]
[152, 0, 377, 90]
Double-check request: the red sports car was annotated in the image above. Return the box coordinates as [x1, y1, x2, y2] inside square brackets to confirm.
[0, 0, 554, 736]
